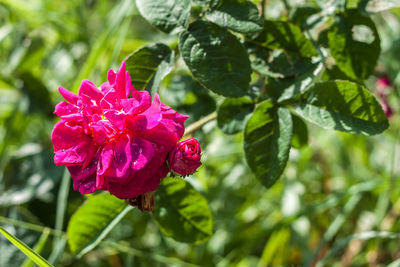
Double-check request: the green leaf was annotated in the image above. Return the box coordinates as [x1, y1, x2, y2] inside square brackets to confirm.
[136, 0, 191, 34]
[67, 193, 133, 257]
[244, 101, 293, 188]
[321, 65, 359, 83]
[19, 72, 52, 116]
[0, 226, 53, 267]
[192, 0, 219, 8]
[206, 0, 263, 34]
[266, 61, 323, 102]
[22, 228, 50, 267]
[291, 114, 308, 149]
[153, 178, 213, 244]
[291, 80, 389, 135]
[265, 50, 318, 78]
[217, 96, 254, 134]
[248, 20, 318, 58]
[289, 5, 321, 30]
[125, 43, 174, 96]
[162, 74, 217, 124]
[179, 20, 251, 97]
[328, 10, 380, 80]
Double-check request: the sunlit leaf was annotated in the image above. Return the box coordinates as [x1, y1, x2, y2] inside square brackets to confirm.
[217, 96, 254, 134]
[179, 20, 251, 97]
[136, 0, 191, 34]
[206, 0, 263, 33]
[67, 193, 133, 257]
[289, 5, 321, 30]
[153, 178, 213, 244]
[291, 114, 308, 149]
[328, 10, 380, 80]
[125, 43, 174, 96]
[22, 228, 50, 267]
[0, 226, 53, 267]
[244, 101, 293, 188]
[291, 80, 389, 135]
[266, 61, 323, 102]
[248, 20, 318, 58]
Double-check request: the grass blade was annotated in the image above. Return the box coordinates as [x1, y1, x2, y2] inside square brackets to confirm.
[0, 226, 53, 267]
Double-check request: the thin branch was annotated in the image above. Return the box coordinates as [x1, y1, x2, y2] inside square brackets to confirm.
[282, 0, 290, 12]
[183, 112, 217, 139]
[260, 0, 267, 18]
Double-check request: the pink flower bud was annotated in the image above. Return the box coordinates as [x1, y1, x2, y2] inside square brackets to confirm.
[169, 138, 202, 176]
[377, 76, 391, 90]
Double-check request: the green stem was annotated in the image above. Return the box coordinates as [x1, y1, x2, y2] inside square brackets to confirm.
[103, 241, 201, 267]
[183, 111, 217, 139]
[0, 216, 66, 238]
[281, 0, 290, 12]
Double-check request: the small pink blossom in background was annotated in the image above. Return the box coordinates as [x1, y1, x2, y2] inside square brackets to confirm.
[376, 76, 391, 91]
[169, 138, 202, 176]
[376, 76, 394, 118]
[51, 62, 190, 199]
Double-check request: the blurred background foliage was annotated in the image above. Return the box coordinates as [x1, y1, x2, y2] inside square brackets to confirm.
[1, 0, 400, 266]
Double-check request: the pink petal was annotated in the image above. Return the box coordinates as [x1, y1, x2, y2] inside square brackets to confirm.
[115, 61, 130, 99]
[121, 90, 152, 115]
[106, 155, 168, 199]
[72, 175, 97, 194]
[104, 110, 126, 131]
[126, 93, 162, 132]
[99, 81, 113, 94]
[97, 142, 113, 177]
[90, 120, 116, 145]
[100, 89, 120, 110]
[78, 80, 103, 103]
[51, 121, 94, 166]
[107, 69, 117, 85]
[96, 135, 156, 191]
[134, 103, 188, 150]
[54, 101, 80, 118]
[68, 150, 100, 194]
[59, 87, 79, 104]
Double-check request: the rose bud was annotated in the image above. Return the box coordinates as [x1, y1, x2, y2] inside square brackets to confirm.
[169, 138, 202, 176]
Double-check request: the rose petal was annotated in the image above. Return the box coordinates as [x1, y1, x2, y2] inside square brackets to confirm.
[115, 61, 130, 99]
[51, 121, 95, 166]
[59, 87, 79, 104]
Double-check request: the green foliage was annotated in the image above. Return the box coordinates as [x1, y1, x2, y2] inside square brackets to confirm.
[67, 193, 132, 257]
[125, 43, 174, 95]
[0, 226, 53, 267]
[206, 0, 263, 33]
[1, 0, 399, 266]
[217, 96, 254, 134]
[267, 61, 323, 102]
[291, 114, 308, 148]
[248, 20, 318, 58]
[328, 10, 381, 80]
[153, 178, 213, 244]
[179, 20, 251, 97]
[135, 0, 191, 34]
[244, 101, 293, 188]
[291, 80, 389, 135]
[289, 5, 321, 30]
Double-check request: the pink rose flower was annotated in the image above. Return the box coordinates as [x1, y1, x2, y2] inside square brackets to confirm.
[168, 138, 202, 176]
[51, 62, 189, 198]
[376, 76, 394, 118]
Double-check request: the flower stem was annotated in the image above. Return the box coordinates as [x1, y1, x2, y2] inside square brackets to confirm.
[183, 112, 217, 139]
